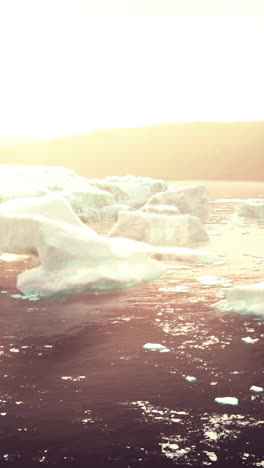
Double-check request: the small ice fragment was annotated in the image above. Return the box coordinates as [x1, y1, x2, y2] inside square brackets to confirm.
[204, 451, 218, 462]
[159, 348, 171, 353]
[28, 297, 39, 301]
[143, 343, 167, 351]
[1, 291, 7, 294]
[158, 286, 189, 293]
[185, 376, 197, 382]
[214, 397, 238, 406]
[250, 385, 263, 392]
[10, 294, 23, 299]
[241, 337, 259, 344]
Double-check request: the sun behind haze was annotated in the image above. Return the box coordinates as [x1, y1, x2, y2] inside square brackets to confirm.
[1, 0, 264, 139]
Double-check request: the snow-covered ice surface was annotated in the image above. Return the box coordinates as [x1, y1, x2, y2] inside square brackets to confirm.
[0, 178, 264, 467]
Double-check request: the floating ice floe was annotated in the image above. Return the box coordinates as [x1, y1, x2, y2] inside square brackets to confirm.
[185, 376, 197, 382]
[241, 337, 259, 344]
[214, 397, 238, 406]
[236, 201, 264, 218]
[250, 385, 263, 392]
[109, 211, 209, 244]
[145, 184, 208, 221]
[143, 343, 169, 352]
[215, 281, 264, 315]
[197, 276, 233, 287]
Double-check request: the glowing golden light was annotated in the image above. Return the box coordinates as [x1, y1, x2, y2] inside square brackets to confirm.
[0, 0, 264, 138]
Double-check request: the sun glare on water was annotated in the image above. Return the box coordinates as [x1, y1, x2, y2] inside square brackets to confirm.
[0, 0, 264, 139]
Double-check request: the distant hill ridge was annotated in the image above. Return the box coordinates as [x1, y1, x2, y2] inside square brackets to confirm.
[0, 121, 263, 180]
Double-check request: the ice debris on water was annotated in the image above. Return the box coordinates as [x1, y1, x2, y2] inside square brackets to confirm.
[250, 385, 263, 392]
[241, 337, 259, 344]
[214, 397, 238, 406]
[185, 376, 197, 382]
[158, 286, 189, 293]
[10, 291, 40, 301]
[197, 276, 232, 287]
[1, 291, 7, 294]
[143, 343, 170, 353]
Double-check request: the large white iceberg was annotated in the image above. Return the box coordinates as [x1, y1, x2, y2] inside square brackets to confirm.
[215, 281, 264, 315]
[109, 211, 209, 245]
[0, 165, 169, 222]
[236, 201, 264, 218]
[145, 185, 208, 221]
[0, 211, 164, 297]
[89, 175, 168, 208]
[58, 187, 116, 223]
[0, 194, 88, 228]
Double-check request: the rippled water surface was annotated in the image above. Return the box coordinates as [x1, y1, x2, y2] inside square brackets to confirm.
[0, 181, 263, 467]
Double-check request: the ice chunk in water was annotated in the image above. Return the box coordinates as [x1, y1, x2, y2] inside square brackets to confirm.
[143, 343, 167, 351]
[250, 385, 263, 392]
[185, 376, 197, 382]
[241, 337, 259, 344]
[214, 397, 238, 406]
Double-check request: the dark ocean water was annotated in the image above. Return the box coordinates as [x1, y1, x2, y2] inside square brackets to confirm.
[0, 182, 263, 468]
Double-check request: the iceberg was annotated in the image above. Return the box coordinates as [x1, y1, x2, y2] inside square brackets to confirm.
[145, 184, 208, 221]
[0, 165, 168, 222]
[0, 211, 164, 297]
[236, 201, 264, 218]
[109, 211, 209, 245]
[0, 194, 88, 228]
[89, 175, 168, 209]
[215, 282, 264, 315]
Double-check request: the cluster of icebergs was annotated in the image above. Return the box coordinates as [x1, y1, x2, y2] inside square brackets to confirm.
[0, 165, 213, 297]
[0, 164, 263, 316]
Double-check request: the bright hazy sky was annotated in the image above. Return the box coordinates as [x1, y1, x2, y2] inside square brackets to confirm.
[1, 0, 264, 138]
